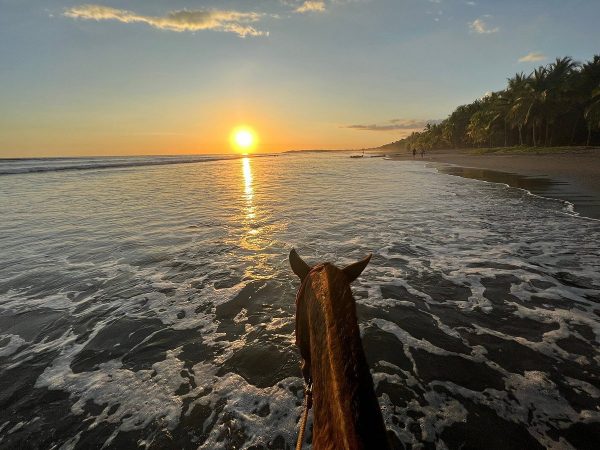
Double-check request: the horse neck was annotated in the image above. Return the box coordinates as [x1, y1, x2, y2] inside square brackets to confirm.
[301, 266, 389, 449]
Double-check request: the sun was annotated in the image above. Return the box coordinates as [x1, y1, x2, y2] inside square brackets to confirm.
[231, 126, 257, 153]
[236, 130, 253, 148]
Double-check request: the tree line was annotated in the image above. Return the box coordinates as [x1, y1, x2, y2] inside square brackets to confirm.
[389, 55, 600, 150]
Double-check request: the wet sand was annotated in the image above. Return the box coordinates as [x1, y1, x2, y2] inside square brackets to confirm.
[388, 149, 600, 219]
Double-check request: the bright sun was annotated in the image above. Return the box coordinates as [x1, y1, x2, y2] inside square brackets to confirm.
[231, 127, 257, 153]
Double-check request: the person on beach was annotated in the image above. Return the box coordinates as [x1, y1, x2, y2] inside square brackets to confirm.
[412, 148, 416, 158]
[421, 148, 425, 158]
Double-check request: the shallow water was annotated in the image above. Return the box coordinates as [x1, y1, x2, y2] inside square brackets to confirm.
[1, 154, 599, 449]
[437, 165, 600, 220]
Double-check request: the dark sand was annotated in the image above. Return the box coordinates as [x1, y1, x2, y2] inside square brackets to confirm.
[387, 149, 600, 219]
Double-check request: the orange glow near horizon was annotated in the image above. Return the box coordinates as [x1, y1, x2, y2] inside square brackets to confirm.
[230, 126, 258, 154]
[0, 108, 402, 157]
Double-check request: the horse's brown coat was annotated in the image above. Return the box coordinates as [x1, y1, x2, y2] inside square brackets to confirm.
[292, 251, 390, 450]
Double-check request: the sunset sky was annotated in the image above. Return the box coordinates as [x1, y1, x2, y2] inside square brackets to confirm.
[1, 0, 599, 157]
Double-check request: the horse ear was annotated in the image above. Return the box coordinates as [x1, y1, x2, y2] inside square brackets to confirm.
[342, 254, 372, 283]
[289, 248, 310, 280]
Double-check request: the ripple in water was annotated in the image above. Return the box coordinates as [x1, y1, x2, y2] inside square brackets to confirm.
[0, 154, 599, 449]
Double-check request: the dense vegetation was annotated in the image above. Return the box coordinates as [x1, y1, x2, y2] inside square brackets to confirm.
[388, 56, 600, 150]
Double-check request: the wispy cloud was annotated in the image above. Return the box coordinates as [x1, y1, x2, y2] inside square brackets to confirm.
[64, 5, 268, 37]
[469, 16, 499, 34]
[518, 52, 546, 62]
[295, 1, 326, 13]
[345, 119, 441, 132]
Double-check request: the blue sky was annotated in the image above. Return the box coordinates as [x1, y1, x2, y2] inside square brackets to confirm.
[1, 0, 599, 156]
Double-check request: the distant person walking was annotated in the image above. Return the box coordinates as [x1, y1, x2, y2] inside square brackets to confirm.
[420, 148, 425, 158]
[412, 148, 416, 158]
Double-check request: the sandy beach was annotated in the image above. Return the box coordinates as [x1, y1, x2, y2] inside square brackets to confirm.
[387, 148, 600, 219]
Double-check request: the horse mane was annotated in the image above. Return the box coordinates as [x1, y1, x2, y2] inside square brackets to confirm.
[292, 252, 390, 449]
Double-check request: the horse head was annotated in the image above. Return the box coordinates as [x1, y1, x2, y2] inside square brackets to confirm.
[289, 248, 389, 449]
[290, 248, 372, 382]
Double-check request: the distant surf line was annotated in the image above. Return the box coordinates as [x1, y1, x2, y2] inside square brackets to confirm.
[0, 154, 275, 176]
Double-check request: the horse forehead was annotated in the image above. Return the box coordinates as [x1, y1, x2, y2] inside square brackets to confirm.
[313, 262, 340, 276]
[310, 263, 346, 288]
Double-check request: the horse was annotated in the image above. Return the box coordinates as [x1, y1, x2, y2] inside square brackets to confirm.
[290, 249, 390, 450]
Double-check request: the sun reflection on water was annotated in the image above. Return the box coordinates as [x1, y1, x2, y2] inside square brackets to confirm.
[238, 156, 284, 279]
[242, 157, 253, 199]
[242, 157, 255, 222]
[241, 157, 260, 251]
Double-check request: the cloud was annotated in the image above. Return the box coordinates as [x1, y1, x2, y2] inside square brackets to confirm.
[295, 1, 326, 13]
[64, 5, 268, 37]
[518, 52, 546, 63]
[469, 17, 499, 34]
[345, 119, 441, 132]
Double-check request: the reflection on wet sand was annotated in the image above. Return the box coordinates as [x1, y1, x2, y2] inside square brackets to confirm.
[438, 165, 560, 191]
[437, 165, 599, 218]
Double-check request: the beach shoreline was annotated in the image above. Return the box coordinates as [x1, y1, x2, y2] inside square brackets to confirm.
[385, 148, 600, 219]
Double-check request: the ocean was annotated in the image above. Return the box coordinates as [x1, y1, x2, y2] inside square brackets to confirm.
[1, 153, 599, 449]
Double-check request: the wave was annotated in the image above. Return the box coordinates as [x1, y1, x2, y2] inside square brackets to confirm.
[0, 155, 244, 176]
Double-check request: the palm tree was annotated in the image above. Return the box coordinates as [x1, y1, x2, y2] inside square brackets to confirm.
[443, 103, 481, 148]
[466, 98, 500, 148]
[584, 85, 600, 145]
[543, 57, 579, 145]
[488, 91, 512, 146]
[520, 67, 550, 147]
[506, 72, 529, 145]
[392, 55, 600, 150]
[581, 56, 600, 145]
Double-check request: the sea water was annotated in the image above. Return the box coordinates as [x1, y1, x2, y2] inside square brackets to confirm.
[0, 153, 599, 449]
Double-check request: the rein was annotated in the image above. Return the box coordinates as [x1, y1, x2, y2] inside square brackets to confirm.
[294, 264, 324, 449]
[295, 380, 312, 450]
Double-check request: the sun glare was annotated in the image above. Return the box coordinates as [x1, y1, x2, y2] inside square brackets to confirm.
[231, 127, 257, 153]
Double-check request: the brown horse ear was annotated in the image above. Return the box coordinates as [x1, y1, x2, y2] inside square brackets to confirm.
[342, 254, 372, 283]
[289, 248, 310, 280]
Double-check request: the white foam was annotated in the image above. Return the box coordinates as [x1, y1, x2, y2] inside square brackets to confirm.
[36, 344, 187, 446]
[0, 334, 26, 357]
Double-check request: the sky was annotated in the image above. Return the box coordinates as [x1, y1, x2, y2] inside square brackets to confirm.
[1, 0, 599, 157]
